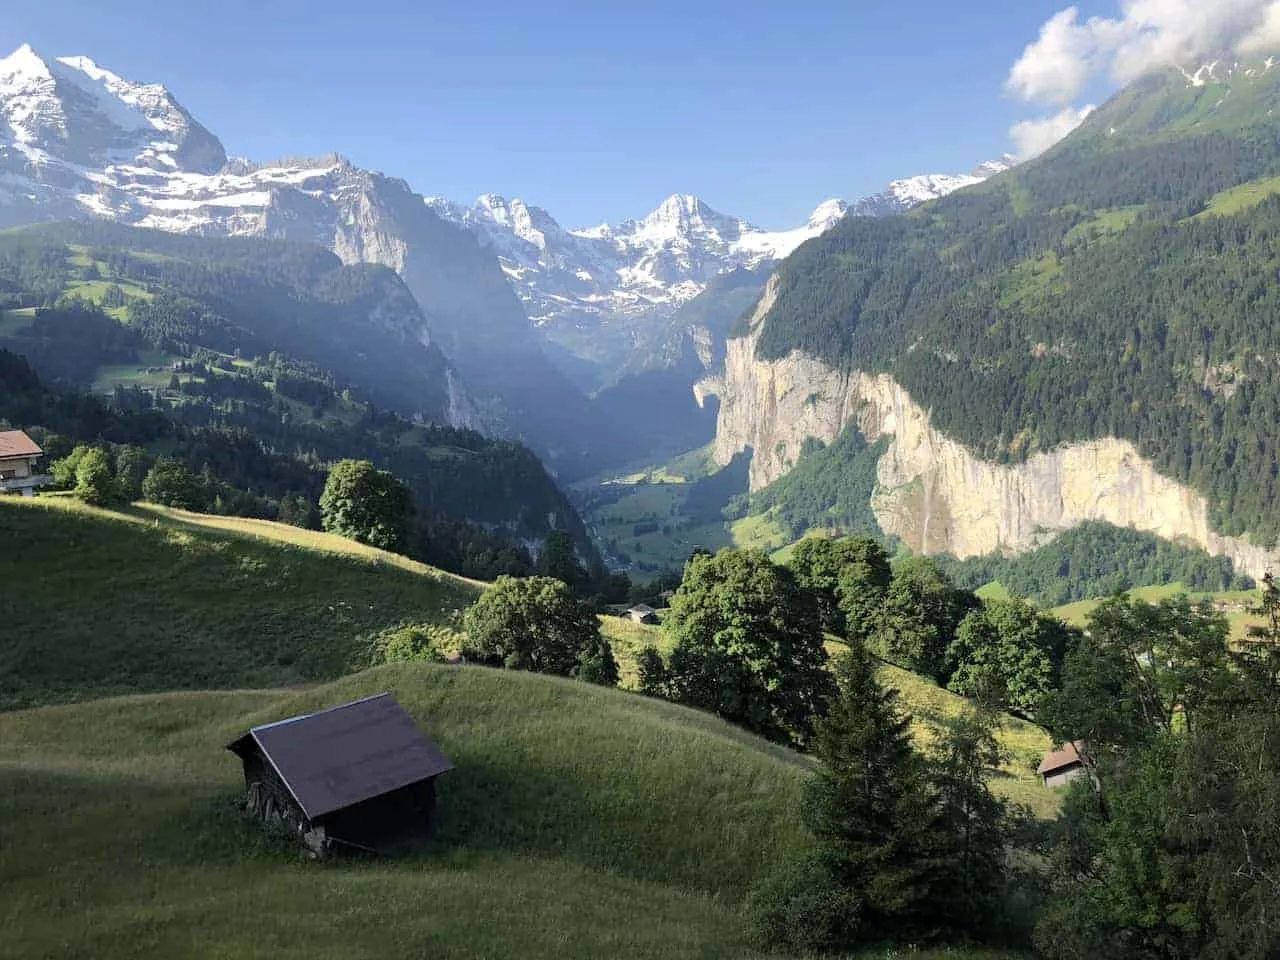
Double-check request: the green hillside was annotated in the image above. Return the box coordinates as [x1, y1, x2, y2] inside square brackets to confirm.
[0, 665, 812, 959]
[0, 224, 599, 567]
[0, 493, 1046, 958]
[750, 59, 1280, 548]
[0, 497, 480, 709]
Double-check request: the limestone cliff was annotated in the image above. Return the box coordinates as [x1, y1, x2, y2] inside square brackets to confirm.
[696, 276, 1280, 581]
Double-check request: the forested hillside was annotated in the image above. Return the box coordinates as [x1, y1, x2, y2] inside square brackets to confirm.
[0, 222, 457, 420]
[0, 224, 600, 575]
[752, 62, 1280, 547]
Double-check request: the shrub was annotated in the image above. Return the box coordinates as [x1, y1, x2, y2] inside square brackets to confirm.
[745, 856, 865, 953]
[381, 625, 450, 664]
[73, 448, 116, 506]
[142, 458, 202, 510]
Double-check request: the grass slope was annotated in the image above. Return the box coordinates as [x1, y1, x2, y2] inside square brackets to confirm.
[0, 664, 810, 959]
[1052, 581, 1263, 641]
[877, 663, 1058, 820]
[0, 498, 480, 709]
[0, 498, 1033, 958]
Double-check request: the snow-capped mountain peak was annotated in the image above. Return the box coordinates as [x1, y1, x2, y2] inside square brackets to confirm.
[807, 198, 849, 230]
[0, 44, 225, 174]
[0, 43, 49, 84]
[642, 192, 710, 227]
[972, 154, 1017, 178]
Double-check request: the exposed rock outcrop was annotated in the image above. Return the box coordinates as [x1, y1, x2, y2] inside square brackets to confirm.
[697, 276, 1280, 580]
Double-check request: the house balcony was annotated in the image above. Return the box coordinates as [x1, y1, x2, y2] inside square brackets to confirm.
[0, 474, 52, 496]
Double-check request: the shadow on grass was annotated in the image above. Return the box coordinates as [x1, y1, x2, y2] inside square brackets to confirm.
[1, 756, 740, 897]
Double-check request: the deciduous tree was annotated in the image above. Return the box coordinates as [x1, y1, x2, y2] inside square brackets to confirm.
[462, 576, 604, 679]
[73, 447, 115, 506]
[662, 549, 833, 745]
[319, 459, 413, 551]
[947, 599, 1073, 714]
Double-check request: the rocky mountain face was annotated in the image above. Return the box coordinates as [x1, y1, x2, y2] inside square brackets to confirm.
[697, 277, 1280, 581]
[427, 161, 1014, 388]
[0, 45, 596, 457]
[697, 58, 1280, 578]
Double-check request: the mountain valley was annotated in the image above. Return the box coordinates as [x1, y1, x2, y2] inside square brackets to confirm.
[8, 13, 1280, 960]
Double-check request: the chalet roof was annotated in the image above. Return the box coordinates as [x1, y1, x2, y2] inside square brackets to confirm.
[0, 430, 41, 459]
[227, 693, 453, 820]
[1037, 741, 1085, 776]
[629, 604, 656, 615]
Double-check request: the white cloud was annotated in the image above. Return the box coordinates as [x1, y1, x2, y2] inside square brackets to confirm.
[1240, 2, 1280, 52]
[1010, 105, 1097, 159]
[1007, 0, 1280, 105]
[1007, 7, 1100, 105]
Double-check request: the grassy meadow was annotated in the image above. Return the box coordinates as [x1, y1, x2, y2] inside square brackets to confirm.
[0, 498, 479, 709]
[0, 665, 814, 959]
[1050, 581, 1264, 641]
[0, 496, 1040, 958]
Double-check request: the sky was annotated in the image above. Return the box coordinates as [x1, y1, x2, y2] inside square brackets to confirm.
[7, 0, 1276, 229]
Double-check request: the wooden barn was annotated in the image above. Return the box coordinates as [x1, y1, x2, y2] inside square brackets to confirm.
[227, 693, 453, 855]
[1037, 741, 1087, 789]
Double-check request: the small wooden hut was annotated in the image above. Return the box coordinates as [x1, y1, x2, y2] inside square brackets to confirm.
[227, 692, 453, 855]
[1037, 741, 1086, 788]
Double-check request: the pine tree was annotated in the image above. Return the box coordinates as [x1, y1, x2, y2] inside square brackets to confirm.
[925, 709, 1011, 936]
[802, 641, 936, 940]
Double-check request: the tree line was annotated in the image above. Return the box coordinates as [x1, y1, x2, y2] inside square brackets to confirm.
[460, 527, 1279, 956]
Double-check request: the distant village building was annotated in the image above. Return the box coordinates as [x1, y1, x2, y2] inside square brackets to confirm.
[227, 693, 453, 856]
[627, 603, 659, 625]
[0, 430, 49, 497]
[1037, 741, 1087, 788]
[658, 590, 676, 604]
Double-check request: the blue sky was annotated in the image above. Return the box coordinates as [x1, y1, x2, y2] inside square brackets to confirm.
[7, 0, 1115, 228]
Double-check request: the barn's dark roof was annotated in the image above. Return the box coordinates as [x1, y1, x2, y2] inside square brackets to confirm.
[227, 693, 453, 820]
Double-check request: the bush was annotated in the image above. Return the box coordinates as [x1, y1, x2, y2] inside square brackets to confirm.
[745, 856, 865, 953]
[73, 448, 116, 506]
[50, 445, 92, 489]
[142, 458, 203, 510]
[381, 625, 450, 664]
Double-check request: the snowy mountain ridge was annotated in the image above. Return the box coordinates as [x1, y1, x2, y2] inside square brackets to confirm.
[424, 157, 1014, 382]
[0, 42, 1016, 391]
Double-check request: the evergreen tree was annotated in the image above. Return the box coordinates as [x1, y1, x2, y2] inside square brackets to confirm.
[925, 709, 1012, 936]
[536, 529, 589, 591]
[574, 633, 620, 687]
[750, 641, 935, 950]
[636, 645, 667, 697]
[806, 643, 936, 929]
